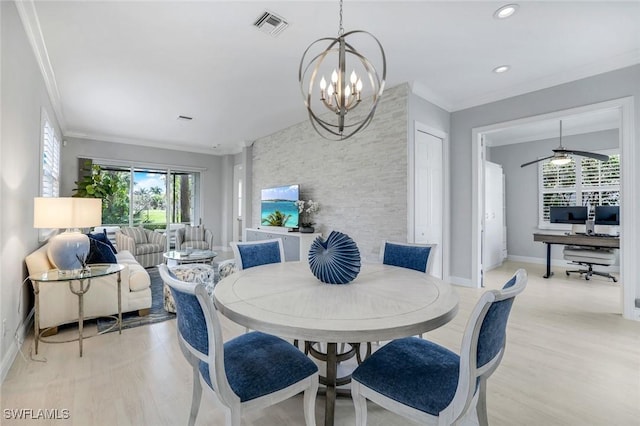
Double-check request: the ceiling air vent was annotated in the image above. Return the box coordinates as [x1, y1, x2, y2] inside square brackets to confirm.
[253, 10, 288, 37]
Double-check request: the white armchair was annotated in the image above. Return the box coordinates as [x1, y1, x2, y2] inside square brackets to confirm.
[175, 225, 214, 251]
[116, 227, 167, 268]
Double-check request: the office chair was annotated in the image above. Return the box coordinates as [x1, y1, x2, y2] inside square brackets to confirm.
[563, 246, 617, 282]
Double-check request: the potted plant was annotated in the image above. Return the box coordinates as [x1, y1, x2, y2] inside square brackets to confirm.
[295, 200, 320, 233]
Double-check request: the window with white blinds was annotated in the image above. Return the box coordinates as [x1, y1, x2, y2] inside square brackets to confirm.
[41, 111, 60, 198]
[538, 151, 620, 228]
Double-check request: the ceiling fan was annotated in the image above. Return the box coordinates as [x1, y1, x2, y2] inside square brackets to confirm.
[520, 120, 609, 168]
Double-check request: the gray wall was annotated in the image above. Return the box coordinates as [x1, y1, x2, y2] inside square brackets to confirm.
[251, 84, 410, 259]
[408, 91, 450, 137]
[0, 2, 63, 377]
[489, 129, 619, 262]
[60, 137, 228, 248]
[450, 65, 640, 282]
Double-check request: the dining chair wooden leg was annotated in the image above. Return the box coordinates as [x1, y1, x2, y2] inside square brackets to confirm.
[352, 380, 368, 426]
[477, 377, 489, 426]
[188, 364, 202, 426]
[303, 376, 319, 426]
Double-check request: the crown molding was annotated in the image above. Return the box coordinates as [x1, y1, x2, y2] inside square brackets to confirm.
[15, 0, 66, 132]
[451, 49, 640, 112]
[64, 130, 241, 156]
[409, 81, 453, 112]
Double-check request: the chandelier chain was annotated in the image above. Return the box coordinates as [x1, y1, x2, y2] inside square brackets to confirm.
[339, 0, 344, 35]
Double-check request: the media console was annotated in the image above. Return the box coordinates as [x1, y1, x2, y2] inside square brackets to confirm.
[245, 228, 322, 262]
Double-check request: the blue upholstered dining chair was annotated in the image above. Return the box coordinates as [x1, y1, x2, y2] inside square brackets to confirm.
[379, 240, 436, 274]
[158, 264, 319, 426]
[230, 238, 285, 271]
[351, 268, 527, 426]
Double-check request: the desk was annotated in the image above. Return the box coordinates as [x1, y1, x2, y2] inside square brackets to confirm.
[29, 264, 125, 357]
[533, 233, 620, 278]
[213, 261, 459, 426]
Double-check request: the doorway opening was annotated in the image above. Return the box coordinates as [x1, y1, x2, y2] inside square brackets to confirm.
[471, 97, 636, 319]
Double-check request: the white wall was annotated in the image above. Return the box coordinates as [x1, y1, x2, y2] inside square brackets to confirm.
[450, 65, 640, 287]
[251, 84, 410, 260]
[0, 1, 62, 380]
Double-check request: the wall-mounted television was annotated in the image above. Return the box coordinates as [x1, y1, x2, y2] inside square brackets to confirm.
[594, 205, 619, 226]
[549, 206, 588, 224]
[261, 184, 299, 228]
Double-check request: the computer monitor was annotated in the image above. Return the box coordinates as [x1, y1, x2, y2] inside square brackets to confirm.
[549, 206, 588, 224]
[594, 205, 620, 225]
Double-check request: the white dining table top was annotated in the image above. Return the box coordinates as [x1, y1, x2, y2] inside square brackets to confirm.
[213, 261, 459, 343]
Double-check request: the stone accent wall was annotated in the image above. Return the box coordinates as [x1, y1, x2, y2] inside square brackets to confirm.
[252, 84, 409, 259]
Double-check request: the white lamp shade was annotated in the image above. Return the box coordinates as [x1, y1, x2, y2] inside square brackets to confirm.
[34, 197, 101, 271]
[34, 197, 102, 229]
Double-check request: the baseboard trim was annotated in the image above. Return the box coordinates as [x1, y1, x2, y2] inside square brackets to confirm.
[448, 275, 475, 288]
[1, 308, 34, 384]
[507, 255, 620, 272]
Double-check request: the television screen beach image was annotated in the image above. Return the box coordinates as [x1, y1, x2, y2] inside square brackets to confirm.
[261, 185, 299, 228]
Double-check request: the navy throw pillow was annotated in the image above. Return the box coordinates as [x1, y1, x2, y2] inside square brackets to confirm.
[86, 238, 117, 264]
[89, 230, 117, 254]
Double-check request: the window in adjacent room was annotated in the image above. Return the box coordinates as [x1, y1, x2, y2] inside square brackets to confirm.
[538, 150, 620, 229]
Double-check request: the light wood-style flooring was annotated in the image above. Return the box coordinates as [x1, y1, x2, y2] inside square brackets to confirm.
[2, 261, 639, 425]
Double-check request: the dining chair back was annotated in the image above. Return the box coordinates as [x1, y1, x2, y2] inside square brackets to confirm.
[351, 268, 528, 426]
[380, 240, 436, 274]
[159, 264, 319, 426]
[230, 239, 285, 271]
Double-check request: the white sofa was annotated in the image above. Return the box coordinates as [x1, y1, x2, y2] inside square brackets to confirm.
[25, 244, 152, 330]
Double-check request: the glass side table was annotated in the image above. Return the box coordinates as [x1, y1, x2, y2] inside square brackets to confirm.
[28, 263, 125, 357]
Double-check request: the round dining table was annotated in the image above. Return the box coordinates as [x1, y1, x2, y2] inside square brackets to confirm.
[213, 261, 459, 426]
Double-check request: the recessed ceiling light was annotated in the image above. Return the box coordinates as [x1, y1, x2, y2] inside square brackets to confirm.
[494, 4, 519, 19]
[493, 65, 510, 74]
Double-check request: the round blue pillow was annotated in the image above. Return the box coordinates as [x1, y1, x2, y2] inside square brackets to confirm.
[308, 231, 361, 284]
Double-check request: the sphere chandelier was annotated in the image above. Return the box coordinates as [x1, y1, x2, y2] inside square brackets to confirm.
[299, 0, 386, 140]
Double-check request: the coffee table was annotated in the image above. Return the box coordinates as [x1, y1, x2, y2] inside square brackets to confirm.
[163, 249, 217, 265]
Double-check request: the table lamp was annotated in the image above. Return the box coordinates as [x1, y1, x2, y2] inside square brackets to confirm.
[34, 197, 102, 272]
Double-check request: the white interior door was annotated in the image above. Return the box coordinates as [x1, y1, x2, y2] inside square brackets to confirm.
[233, 164, 243, 242]
[483, 161, 506, 271]
[414, 130, 444, 278]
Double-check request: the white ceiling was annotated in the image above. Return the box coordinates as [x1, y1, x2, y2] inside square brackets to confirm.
[23, 1, 640, 155]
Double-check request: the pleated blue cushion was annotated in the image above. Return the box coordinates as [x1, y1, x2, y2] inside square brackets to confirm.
[351, 337, 461, 416]
[199, 331, 318, 402]
[382, 242, 431, 273]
